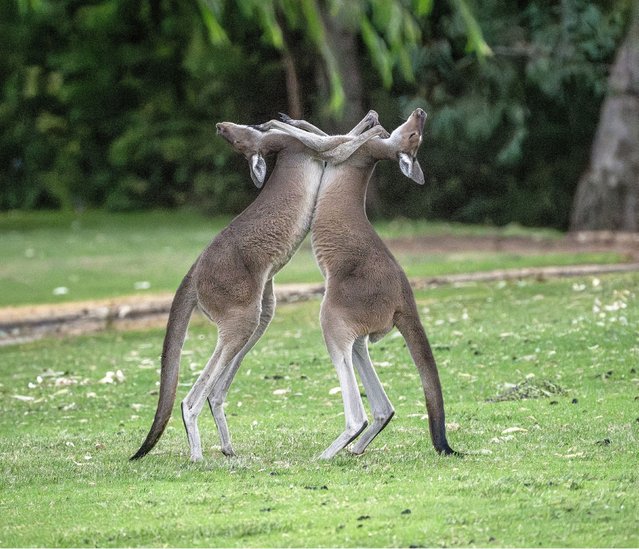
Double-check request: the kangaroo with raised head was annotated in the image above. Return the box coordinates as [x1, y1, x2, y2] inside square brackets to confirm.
[131, 112, 386, 462]
[259, 109, 455, 458]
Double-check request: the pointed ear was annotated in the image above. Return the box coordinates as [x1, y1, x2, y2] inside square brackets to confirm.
[249, 153, 266, 188]
[398, 153, 425, 185]
[411, 159, 425, 185]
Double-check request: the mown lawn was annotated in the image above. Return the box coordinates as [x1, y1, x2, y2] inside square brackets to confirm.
[1, 272, 637, 547]
[0, 210, 623, 307]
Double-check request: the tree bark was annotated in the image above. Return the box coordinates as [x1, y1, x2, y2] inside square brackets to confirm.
[281, 47, 303, 119]
[570, 1, 639, 231]
[319, 7, 365, 129]
[317, 5, 382, 215]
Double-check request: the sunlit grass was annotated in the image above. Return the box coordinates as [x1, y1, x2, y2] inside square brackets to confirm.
[1, 273, 637, 547]
[0, 210, 625, 307]
[373, 217, 563, 240]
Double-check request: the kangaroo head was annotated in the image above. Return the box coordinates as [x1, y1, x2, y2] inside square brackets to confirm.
[388, 108, 426, 185]
[217, 122, 267, 188]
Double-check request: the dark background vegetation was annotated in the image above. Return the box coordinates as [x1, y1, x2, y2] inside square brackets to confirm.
[0, 0, 631, 229]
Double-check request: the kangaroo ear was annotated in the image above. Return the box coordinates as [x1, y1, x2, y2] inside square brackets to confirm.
[249, 153, 266, 188]
[398, 153, 425, 185]
[411, 159, 425, 185]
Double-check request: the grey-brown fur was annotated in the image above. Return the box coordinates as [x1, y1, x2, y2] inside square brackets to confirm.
[131, 114, 386, 461]
[276, 109, 455, 458]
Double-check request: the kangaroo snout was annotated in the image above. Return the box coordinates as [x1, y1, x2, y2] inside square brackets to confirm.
[410, 108, 427, 134]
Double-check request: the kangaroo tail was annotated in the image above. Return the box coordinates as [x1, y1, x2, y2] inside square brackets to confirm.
[130, 267, 198, 460]
[395, 311, 455, 455]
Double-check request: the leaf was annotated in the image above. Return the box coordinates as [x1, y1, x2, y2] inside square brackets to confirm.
[394, 43, 415, 83]
[413, 0, 433, 17]
[196, 0, 229, 45]
[360, 17, 393, 89]
[299, 0, 325, 45]
[326, 65, 346, 114]
[556, 452, 585, 459]
[452, 0, 493, 59]
[255, 2, 284, 49]
[98, 370, 125, 384]
[300, 0, 345, 114]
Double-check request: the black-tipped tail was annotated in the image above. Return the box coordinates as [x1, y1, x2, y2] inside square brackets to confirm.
[130, 269, 197, 460]
[394, 311, 455, 455]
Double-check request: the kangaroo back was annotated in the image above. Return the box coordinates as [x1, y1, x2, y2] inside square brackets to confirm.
[394, 310, 455, 455]
[130, 267, 198, 460]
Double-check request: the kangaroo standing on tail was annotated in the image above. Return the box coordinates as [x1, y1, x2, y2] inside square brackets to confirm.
[131, 113, 386, 461]
[264, 109, 456, 458]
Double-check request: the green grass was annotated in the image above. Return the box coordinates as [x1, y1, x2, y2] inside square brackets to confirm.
[0, 210, 230, 307]
[1, 273, 637, 547]
[0, 210, 624, 307]
[373, 217, 563, 240]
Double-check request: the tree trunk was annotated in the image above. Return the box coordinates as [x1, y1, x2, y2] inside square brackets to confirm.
[281, 47, 303, 119]
[317, 7, 365, 130]
[317, 6, 382, 216]
[570, 1, 639, 231]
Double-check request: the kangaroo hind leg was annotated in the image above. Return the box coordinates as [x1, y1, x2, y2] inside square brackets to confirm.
[181, 307, 260, 462]
[207, 279, 276, 457]
[349, 336, 395, 455]
[319, 316, 368, 459]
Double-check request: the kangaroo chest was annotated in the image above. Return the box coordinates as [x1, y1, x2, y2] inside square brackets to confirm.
[311, 169, 372, 277]
[259, 159, 324, 277]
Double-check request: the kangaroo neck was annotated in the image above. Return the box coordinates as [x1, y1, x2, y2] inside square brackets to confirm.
[230, 152, 324, 278]
[247, 153, 323, 222]
[315, 163, 374, 224]
[263, 153, 322, 197]
[311, 163, 377, 274]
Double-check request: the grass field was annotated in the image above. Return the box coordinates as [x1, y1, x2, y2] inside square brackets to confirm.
[0, 210, 624, 307]
[1, 268, 637, 546]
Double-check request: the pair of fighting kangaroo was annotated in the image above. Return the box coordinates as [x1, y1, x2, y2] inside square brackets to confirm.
[131, 108, 456, 462]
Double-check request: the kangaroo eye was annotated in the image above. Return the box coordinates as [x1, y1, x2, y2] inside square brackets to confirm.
[409, 132, 417, 139]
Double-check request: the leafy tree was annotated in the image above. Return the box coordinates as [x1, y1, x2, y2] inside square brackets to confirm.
[0, 0, 629, 231]
[376, 0, 627, 227]
[198, 0, 490, 126]
[1, 0, 286, 211]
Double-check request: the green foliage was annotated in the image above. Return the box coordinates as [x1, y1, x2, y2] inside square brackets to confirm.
[374, 0, 628, 228]
[0, 0, 630, 228]
[203, 0, 452, 114]
[0, 0, 287, 214]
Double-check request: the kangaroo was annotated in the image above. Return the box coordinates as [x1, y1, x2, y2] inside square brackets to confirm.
[259, 109, 455, 458]
[131, 113, 386, 462]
